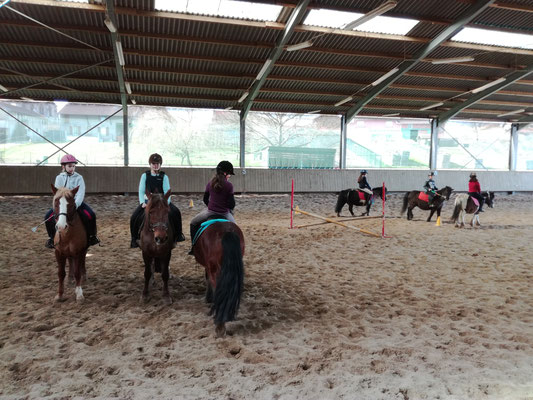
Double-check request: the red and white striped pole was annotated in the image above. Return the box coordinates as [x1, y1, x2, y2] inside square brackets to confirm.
[290, 178, 294, 229]
[382, 181, 392, 238]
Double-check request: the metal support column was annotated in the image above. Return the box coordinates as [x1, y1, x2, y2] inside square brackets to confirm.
[509, 123, 518, 171]
[106, 0, 129, 165]
[340, 115, 347, 169]
[239, 115, 245, 168]
[430, 118, 438, 171]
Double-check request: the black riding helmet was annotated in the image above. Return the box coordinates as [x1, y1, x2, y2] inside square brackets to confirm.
[149, 153, 163, 165]
[216, 160, 235, 175]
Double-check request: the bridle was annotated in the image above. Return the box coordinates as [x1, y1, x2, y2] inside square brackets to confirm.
[147, 202, 169, 232]
[149, 221, 168, 231]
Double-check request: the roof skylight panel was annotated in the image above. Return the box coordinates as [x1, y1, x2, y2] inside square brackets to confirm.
[155, 0, 282, 22]
[451, 27, 533, 49]
[303, 9, 419, 36]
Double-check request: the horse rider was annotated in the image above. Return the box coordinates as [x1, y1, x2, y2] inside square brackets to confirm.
[423, 171, 439, 208]
[44, 154, 100, 248]
[468, 172, 485, 212]
[189, 160, 236, 255]
[130, 153, 185, 248]
[357, 170, 373, 196]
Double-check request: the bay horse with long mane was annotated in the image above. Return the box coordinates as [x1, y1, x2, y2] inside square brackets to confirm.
[140, 190, 175, 305]
[401, 186, 454, 222]
[50, 185, 88, 302]
[335, 186, 387, 217]
[451, 191, 494, 228]
[192, 219, 245, 337]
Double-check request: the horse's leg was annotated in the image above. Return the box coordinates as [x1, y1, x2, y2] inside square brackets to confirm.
[161, 253, 172, 305]
[365, 203, 370, 216]
[73, 254, 85, 302]
[205, 271, 214, 303]
[142, 253, 152, 302]
[215, 322, 226, 338]
[348, 203, 355, 217]
[55, 253, 67, 302]
[407, 206, 413, 220]
[460, 210, 465, 228]
[427, 208, 436, 222]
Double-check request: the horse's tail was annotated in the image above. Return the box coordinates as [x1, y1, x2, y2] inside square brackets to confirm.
[451, 199, 462, 222]
[335, 189, 348, 214]
[400, 192, 409, 215]
[213, 232, 244, 324]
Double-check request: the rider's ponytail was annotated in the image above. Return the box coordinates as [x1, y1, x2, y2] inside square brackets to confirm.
[210, 171, 226, 192]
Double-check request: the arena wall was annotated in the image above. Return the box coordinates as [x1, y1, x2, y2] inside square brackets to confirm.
[1, 166, 532, 194]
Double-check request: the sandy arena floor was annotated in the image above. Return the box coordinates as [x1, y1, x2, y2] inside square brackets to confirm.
[0, 191, 532, 400]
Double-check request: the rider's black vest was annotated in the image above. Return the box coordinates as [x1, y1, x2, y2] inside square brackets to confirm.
[145, 171, 165, 194]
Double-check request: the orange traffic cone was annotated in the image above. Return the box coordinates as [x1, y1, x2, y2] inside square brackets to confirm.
[435, 216, 441, 226]
[189, 199, 194, 208]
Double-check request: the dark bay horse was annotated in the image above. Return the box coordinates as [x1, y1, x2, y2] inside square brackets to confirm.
[51, 185, 87, 302]
[335, 186, 387, 217]
[192, 220, 245, 337]
[401, 186, 453, 222]
[451, 191, 494, 228]
[140, 190, 175, 305]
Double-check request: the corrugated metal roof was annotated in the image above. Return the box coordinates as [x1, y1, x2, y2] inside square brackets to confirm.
[0, 0, 531, 123]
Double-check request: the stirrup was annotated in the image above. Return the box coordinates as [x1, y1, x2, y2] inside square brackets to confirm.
[130, 238, 139, 248]
[45, 238, 55, 249]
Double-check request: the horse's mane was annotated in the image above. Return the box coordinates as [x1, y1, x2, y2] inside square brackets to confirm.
[53, 187, 74, 201]
[146, 193, 168, 211]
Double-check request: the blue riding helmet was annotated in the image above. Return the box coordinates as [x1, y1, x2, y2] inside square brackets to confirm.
[360, 170, 367, 174]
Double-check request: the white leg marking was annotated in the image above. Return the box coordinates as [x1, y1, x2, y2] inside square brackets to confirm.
[75, 286, 84, 301]
[56, 197, 68, 230]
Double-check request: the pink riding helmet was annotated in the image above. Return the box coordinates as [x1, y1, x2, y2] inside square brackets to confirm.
[60, 154, 78, 164]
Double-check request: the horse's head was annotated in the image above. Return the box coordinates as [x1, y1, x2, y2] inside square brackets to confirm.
[51, 184, 79, 231]
[372, 186, 387, 200]
[441, 186, 453, 200]
[145, 190, 171, 245]
[483, 191, 495, 208]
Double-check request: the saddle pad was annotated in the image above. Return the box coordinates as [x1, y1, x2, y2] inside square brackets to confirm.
[470, 196, 479, 207]
[418, 192, 429, 202]
[357, 191, 366, 201]
[192, 219, 228, 246]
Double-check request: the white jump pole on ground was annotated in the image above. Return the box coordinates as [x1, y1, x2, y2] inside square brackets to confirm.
[294, 206, 382, 238]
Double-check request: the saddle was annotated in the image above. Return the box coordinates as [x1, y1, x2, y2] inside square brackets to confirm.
[356, 189, 371, 204]
[191, 218, 228, 247]
[418, 192, 429, 202]
[470, 196, 480, 207]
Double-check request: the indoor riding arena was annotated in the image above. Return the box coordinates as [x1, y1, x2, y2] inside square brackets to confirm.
[1, 1, 532, 399]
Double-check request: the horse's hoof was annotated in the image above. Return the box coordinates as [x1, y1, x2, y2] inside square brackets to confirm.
[215, 323, 226, 338]
[141, 294, 150, 303]
[54, 294, 66, 302]
[163, 296, 173, 305]
[76, 295, 85, 302]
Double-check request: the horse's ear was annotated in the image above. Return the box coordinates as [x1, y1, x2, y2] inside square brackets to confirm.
[51, 184, 57, 195]
[71, 185, 79, 196]
[164, 189, 171, 202]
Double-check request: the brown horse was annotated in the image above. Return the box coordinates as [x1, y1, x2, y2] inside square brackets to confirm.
[401, 186, 454, 222]
[140, 190, 174, 305]
[192, 220, 245, 337]
[51, 185, 88, 302]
